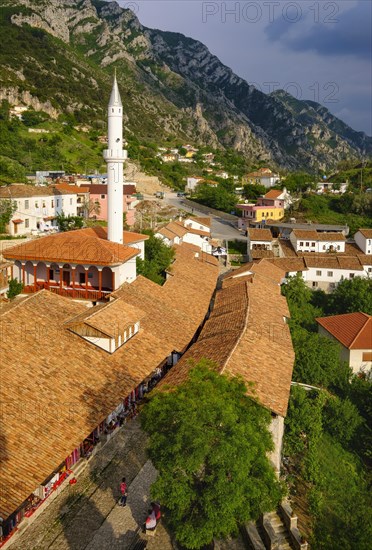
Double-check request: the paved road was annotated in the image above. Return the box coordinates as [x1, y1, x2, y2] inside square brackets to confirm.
[164, 193, 246, 243]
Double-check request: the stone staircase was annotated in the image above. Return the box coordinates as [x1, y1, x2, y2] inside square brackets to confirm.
[241, 500, 308, 550]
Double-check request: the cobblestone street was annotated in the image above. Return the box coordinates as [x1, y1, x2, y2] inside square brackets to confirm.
[8, 419, 173, 550]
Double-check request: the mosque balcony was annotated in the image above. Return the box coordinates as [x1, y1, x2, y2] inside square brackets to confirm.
[103, 149, 128, 161]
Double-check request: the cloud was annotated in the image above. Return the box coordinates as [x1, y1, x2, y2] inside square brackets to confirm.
[265, 1, 371, 60]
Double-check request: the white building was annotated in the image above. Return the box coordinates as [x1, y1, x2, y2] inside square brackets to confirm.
[354, 229, 372, 255]
[186, 177, 205, 192]
[245, 168, 280, 188]
[247, 228, 273, 251]
[316, 312, 371, 374]
[316, 181, 348, 194]
[0, 184, 78, 236]
[184, 216, 211, 235]
[289, 230, 346, 254]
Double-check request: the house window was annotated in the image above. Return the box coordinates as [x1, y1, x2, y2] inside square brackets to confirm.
[51, 200, 54, 208]
[311, 242, 315, 247]
[299, 242, 304, 246]
[42, 201, 46, 208]
[337, 245, 340, 250]
[35, 201, 39, 208]
[368, 267, 372, 272]
[101, 194, 106, 199]
[323, 245, 326, 250]
[56, 199, 59, 207]
[330, 283, 336, 289]
[312, 282, 318, 288]
[362, 352, 372, 361]
[25, 219, 29, 228]
[327, 271, 333, 277]
[350, 273, 354, 278]
[306, 242, 309, 247]
[49, 269, 54, 280]
[70, 198, 73, 205]
[316, 270, 322, 276]
[25, 200, 29, 209]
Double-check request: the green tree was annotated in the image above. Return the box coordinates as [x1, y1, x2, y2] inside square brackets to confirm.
[242, 183, 266, 201]
[136, 234, 175, 285]
[281, 274, 321, 331]
[141, 361, 282, 549]
[0, 198, 17, 232]
[327, 277, 372, 315]
[56, 212, 84, 232]
[6, 278, 23, 300]
[281, 172, 314, 194]
[291, 327, 351, 390]
[323, 396, 363, 444]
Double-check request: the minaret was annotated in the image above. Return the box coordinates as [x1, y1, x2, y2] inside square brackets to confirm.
[104, 72, 127, 244]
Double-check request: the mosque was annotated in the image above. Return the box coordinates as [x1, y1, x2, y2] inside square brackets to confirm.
[4, 75, 148, 301]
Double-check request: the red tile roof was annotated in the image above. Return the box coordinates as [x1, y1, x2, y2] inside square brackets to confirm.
[248, 228, 273, 241]
[264, 189, 282, 199]
[316, 312, 372, 349]
[4, 229, 146, 266]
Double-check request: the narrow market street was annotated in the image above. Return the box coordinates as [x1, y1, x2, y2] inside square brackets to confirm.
[7, 419, 172, 550]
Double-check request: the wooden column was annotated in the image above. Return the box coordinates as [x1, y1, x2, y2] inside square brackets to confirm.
[111, 270, 115, 291]
[33, 264, 37, 292]
[22, 263, 25, 286]
[85, 269, 88, 299]
[60, 266, 63, 290]
[98, 269, 102, 298]
[71, 268, 76, 298]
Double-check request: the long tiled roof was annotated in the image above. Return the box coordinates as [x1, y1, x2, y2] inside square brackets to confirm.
[159, 268, 294, 418]
[316, 313, 371, 349]
[0, 244, 219, 519]
[189, 217, 211, 228]
[264, 189, 282, 199]
[292, 230, 345, 242]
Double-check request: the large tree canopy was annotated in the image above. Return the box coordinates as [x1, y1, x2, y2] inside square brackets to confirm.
[141, 361, 282, 549]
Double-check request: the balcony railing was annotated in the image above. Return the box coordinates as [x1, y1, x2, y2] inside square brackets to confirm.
[23, 283, 111, 302]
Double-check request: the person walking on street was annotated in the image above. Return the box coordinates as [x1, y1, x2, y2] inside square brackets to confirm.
[119, 477, 127, 506]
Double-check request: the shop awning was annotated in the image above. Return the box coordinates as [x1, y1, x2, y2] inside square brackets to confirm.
[12, 219, 23, 224]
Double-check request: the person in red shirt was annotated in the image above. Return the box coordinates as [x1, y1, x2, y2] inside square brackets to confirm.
[119, 477, 127, 506]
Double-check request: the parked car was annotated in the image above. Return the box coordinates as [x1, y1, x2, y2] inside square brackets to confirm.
[177, 192, 186, 197]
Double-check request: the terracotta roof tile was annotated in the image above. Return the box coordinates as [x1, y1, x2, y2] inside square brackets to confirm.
[0, 244, 219, 519]
[357, 229, 372, 239]
[264, 190, 282, 199]
[0, 184, 73, 198]
[248, 228, 273, 241]
[292, 230, 320, 240]
[160, 273, 294, 418]
[316, 313, 372, 349]
[190, 217, 211, 228]
[4, 230, 140, 266]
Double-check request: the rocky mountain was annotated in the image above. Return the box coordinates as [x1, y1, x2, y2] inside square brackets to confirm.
[1, 0, 371, 170]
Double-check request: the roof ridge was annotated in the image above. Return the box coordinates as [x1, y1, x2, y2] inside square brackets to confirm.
[221, 280, 250, 375]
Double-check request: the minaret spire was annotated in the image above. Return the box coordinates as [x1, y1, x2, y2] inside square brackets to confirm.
[103, 73, 127, 244]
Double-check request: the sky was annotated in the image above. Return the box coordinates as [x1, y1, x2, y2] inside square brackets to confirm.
[116, 0, 372, 136]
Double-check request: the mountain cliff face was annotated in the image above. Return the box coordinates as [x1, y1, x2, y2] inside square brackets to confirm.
[1, 0, 371, 170]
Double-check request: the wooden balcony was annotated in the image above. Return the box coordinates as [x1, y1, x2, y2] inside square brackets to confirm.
[23, 282, 111, 302]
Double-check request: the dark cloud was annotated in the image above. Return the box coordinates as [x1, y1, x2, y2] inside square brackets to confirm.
[265, 1, 371, 59]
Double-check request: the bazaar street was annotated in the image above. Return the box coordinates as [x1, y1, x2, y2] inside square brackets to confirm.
[8, 418, 172, 550]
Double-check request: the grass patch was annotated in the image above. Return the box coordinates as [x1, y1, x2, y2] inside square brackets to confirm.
[228, 240, 246, 254]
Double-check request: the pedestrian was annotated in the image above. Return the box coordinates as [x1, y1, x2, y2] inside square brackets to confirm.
[119, 477, 127, 506]
[143, 508, 156, 532]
